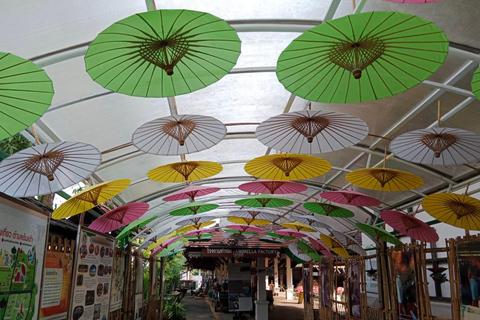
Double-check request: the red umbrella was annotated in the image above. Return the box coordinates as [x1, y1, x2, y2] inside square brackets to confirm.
[162, 185, 221, 201]
[275, 228, 307, 238]
[238, 180, 308, 195]
[320, 190, 381, 207]
[307, 236, 334, 260]
[381, 210, 439, 243]
[225, 225, 263, 233]
[89, 202, 149, 233]
[182, 229, 216, 238]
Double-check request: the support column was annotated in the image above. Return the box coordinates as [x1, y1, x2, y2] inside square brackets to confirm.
[274, 258, 279, 290]
[265, 258, 269, 289]
[158, 258, 166, 320]
[255, 258, 269, 320]
[286, 256, 293, 300]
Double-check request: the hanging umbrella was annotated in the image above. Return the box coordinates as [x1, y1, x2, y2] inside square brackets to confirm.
[147, 234, 173, 252]
[0, 52, 54, 140]
[276, 11, 448, 104]
[303, 202, 355, 218]
[175, 216, 216, 227]
[320, 234, 350, 258]
[224, 225, 263, 233]
[234, 195, 293, 208]
[137, 227, 172, 249]
[0, 141, 101, 197]
[227, 217, 271, 226]
[275, 228, 307, 238]
[281, 221, 316, 233]
[473, 67, 480, 101]
[148, 160, 222, 183]
[182, 228, 216, 238]
[289, 215, 329, 230]
[307, 237, 335, 260]
[163, 248, 186, 258]
[52, 179, 131, 220]
[422, 193, 480, 230]
[320, 190, 381, 207]
[163, 185, 221, 201]
[285, 248, 305, 264]
[288, 242, 312, 262]
[223, 229, 257, 239]
[245, 154, 331, 181]
[85, 9, 241, 98]
[380, 210, 439, 243]
[152, 237, 181, 256]
[229, 209, 278, 221]
[384, 0, 442, 3]
[157, 242, 185, 258]
[259, 236, 283, 244]
[177, 221, 216, 233]
[238, 180, 308, 195]
[267, 232, 295, 241]
[169, 202, 219, 216]
[89, 202, 150, 233]
[132, 114, 226, 156]
[256, 110, 369, 154]
[297, 240, 323, 262]
[356, 222, 403, 245]
[330, 230, 367, 256]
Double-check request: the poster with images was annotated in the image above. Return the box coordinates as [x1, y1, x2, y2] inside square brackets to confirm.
[40, 251, 74, 320]
[109, 249, 125, 312]
[456, 240, 480, 318]
[228, 264, 252, 312]
[392, 250, 418, 320]
[321, 263, 331, 308]
[0, 196, 48, 320]
[349, 262, 361, 318]
[134, 293, 142, 320]
[69, 228, 115, 320]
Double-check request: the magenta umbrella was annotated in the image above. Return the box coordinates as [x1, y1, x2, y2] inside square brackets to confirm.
[320, 190, 381, 207]
[384, 0, 441, 3]
[182, 228, 216, 237]
[225, 225, 263, 233]
[275, 228, 307, 238]
[162, 185, 221, 201]
[381, 210, 439, 243]
[89, 202, 149, 233]
[151, 236, 180, 256]
[238, 180, 308, 195]
[307, 236, 334, 260]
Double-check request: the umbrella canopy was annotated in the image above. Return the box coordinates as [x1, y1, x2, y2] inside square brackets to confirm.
[234, 195, 293, 208]
[267, 232, 295, 241]
[259, 236, 283, 244]
[152, 237, 180, 256]
[384, 0, 442, 3]
[52, 179, 131, 220]
[175, 216, 216, 227]
[356, 222, 403, 245]
[330, 230, 367, 256]
[85, 9, 241, 98]
[320, 190, 381, 207]
[177, 221, 216, 233]
[285, 248, 306, 264]
[276, 11, 448, 103]
[381, 210, 439, 243]
[245, 154, 331, 181]
[422, 193, 480, 230]
[238, 180, 308, 195]
[148, 160, 223, 183]
[169, 202, 219, 216]
[256, 110, 369, 154]
[137, 227, 172, 249]
[346, 167, 423, 192]
[229, 209, 278, 221]
[89, 202, 150, 233]
[227, 217, 271, 226]
[132, 114, 226, 156]
[162, 185, 221, 201]
[163, 248, 186, 258]
[473, 66, 480, 101]
[117, 216, 159, 241]
[320, 234, 350, 258]
[157, 242, 185, 258]
[147, 234, 173, 252]
[290, 215, 329, 230]
[281, 221, 316, 233]
[288, 242, 311, 262]
[0, 141, 101, 197]
[390, 127, 480, 166]
[224, 225, 263, 233]
[303, 202, 355, 218]
[182, 229, 216, 238]
[308, 237, 335, 260]
[275, 228, 307, 238]
[0, 52, 54, 140]
[297, 240, 323, 262]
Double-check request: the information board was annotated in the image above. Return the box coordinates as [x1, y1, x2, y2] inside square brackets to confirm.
[227, 263, 252, 312]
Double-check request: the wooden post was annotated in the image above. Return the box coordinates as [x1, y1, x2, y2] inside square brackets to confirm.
[158, 257, 166, 320]
[147, 256, 158, 320]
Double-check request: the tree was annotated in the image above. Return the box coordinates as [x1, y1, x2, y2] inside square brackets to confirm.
[0, 133, 32, 156]
[164, 254, 186, 293]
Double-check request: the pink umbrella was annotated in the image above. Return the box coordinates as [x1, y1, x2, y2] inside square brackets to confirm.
[238, 180, 308, 195]
[384, 0, 441, 3]
[151, 236, 180, 256]
[275, 228, 307, 238]
[162, 185, 221, 201]
[381, 210, 439, 243]
[225, 225, 263, 233]
[89, 202, 149, 233]
[308, 237, 335, 260]
[182, 229, 216, 238]
[320, 190, 381, 207]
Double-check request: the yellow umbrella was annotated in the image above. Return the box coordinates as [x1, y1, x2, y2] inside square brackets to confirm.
[146, 234, 173, 252]
[177, 221, 216, 233]
[320, 234, 349, 258]
[227, 217, 271, 226]
[244, 154, 331, 181]
[52, 179, 131, 219]
[148, 160, 222, 183]
[281, 221, 316, 233]
[422, 192, 480, 230]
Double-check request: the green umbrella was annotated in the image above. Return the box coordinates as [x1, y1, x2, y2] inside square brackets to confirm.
[297, 240, 322, 262]
[276, 11, 448, 103]
[157, 241, 184, 258]
[235, 194, 293, 208]
[0, 52, 54, 140]
[472, 66, 480, 101]
[284, 248, 305, 264]
[164, 248, 186, 258]
[116, 216, 157, 240]
[169, 202, 219, 216]
[267, 232, 295, 241]
[356, 222, 402, 246]
[303, 202, 354, 218]
[85, 9, 241, 98]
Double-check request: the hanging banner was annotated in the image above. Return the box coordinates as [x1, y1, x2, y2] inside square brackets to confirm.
[202, 248, 281, 258]
[0, 195, 48, 320]
[348, 262, 361, 318]
[109, 248, 125, 312]
[69, 227, 115, 320]
[321, 263, 331, 308]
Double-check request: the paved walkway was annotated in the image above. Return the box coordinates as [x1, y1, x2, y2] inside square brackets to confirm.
[183, 296, 220, 320]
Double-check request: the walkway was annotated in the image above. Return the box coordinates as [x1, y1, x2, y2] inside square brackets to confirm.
[183, 296, 219, 320]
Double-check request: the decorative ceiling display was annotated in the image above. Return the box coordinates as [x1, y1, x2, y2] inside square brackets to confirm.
[117, 216, 159, 241]
[162, 185, 221, 202]
[0, 141, 101, 197]
[229, 209, 278, 221]
[356, 222, 403, 245]
[174, 216, 216, 227]
[238, 180, 308, 195]
[169, 202, 219, 216]
[308, 236, 335, 260]
[303, 202, 355, 218]
[330, 230, 367, 256]
[380, 210, 439, 243]
[319, 234, 349, 258]
[275, 228, 308, 238]
[320, 190, 381, 207]
[256, 110, 369, 154]
[52, 179, 131, 220]
[244, 154, 331, 181]
[0, 52, 54, 140]
[85, 9, 241, 97]
[290, 215, 329, 230]
[227, 216, 271, 226]
[234, 194, 293, 208]
[89, 202, 149, 233]
[176, 221, 216, 233]
[281, 221, 317, 233]
[288, 242, 312, 262]
[297, 240, 323, 262]
[132, 114, 227, 156]
[267, 232, 295, 241]
[148, 161, 223, 183]
[276, 11, 448, 103]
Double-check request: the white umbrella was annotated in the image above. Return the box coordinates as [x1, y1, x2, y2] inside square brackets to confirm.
[175, 215, 216, 227]
[290, 215, 329, 231]
[288, 242, 311, 262]
[330, 230, 366, 256]
[229, 209, 279, 221]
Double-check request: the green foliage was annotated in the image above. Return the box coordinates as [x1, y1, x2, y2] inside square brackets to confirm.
[0, 133, 32, 155]
[163, 297, 186, 320]
[164, 254, 186, 293]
